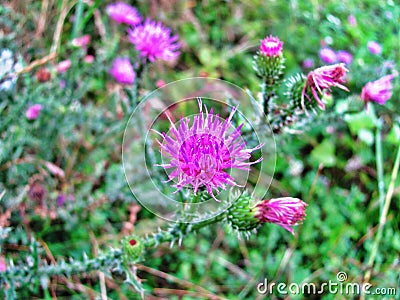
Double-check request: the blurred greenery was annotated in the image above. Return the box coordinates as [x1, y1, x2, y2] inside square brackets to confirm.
[1, 0, 399, 299]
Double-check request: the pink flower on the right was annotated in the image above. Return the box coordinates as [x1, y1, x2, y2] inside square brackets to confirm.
[361, 74, 396, 105]
[255, 197, 308, 234]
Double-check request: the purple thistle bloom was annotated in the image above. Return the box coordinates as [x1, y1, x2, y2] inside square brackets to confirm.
[106, 2, 142, 26]
[303, 58, 314, 69]
[348, 14, 357, 26]
[337, 50, 353, 65]
[109, 57, 136, 84]
[361, 74, 396, 106]
[319, 47, 337, 64]
[259, 35, 283, 57]
[155, 100, 263, 200]
[302, 63, 349, 110]
[367, 41, 382, 55]
[128, 19, 180, 62]
[26, 104, 43, 120]
[255, 197, 307, 234]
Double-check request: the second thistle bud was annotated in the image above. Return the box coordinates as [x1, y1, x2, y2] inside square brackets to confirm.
[227, 193, 260, 232]
[122, 235, 144, 261]
[253, 35, 285, 85]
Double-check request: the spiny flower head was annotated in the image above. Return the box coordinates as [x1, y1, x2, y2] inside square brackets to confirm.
[109, 57, 136, 84]
[302, 63, 349, 110]
[128, 19, 180, 62]
[255, 197, 307, 234]
[259, 35, 283, 57]
[155, 100, 263, 200]
[361, 74, 396, 106]
[106, 2, 142, 26]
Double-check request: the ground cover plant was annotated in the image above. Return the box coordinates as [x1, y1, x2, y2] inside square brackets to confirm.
[0, 0, 399, 299]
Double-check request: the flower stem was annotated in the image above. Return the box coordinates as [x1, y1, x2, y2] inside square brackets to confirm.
[362, 143, 400, 292]
[375, 118, 385, 212]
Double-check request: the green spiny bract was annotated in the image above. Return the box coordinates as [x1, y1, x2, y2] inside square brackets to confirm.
[226, 193, 260, 232]
[253, 53, 285, 86]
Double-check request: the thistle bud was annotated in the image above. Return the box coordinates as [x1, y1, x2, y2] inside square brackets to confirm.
[227, 193, 260, 232]
[254, 197, 307, 234]
[285, 74, 319, 112]
[253, 35, 285, 85]
[122, 235, 144, 261]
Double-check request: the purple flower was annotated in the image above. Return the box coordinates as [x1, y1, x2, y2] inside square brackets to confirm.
[155, 99, 263, 199]
[106, 2, 142, 26]
[302, 63, 349, 110]
[109, 57, 136, 84]
[337, 50, 353, 65]
[367, 41, 382, 55]
[319, 47, 337, 64]
[71, 34, 91, 48]
[348, 14, 357, 26]
[26, 104, 43, 120]
[255, 197, 307, 234]
[259, 35, 283, 57]
[128, 19, 180, 62]
[361, 74, 396, 105]
[303, 58, 314, 69]
[56, 59, 71, 74]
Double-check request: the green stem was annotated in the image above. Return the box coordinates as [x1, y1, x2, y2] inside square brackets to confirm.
[261, 82, 275, 117]
[71, 0, 84, 39]
[363, 143, 400, 288]
[143, 212, 227, 248]
[375, 119, 385, 212]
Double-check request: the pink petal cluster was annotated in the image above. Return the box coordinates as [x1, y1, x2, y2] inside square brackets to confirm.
[155, 100, 263, 199]
[255, 197, 307, 234]
[302, 63, 349, 110]
[109, 57, 136, 84]
[71, 34, 91, 48]
[128, 19, 180, 62]
[56, 59, 72, 74]
[106, 2, 142, 26]
[319, 47, 337, 64]
[361, 74, 396, 105]
[26, 104, 43, 120]
[259, 35, 283, 57]
[367, 41, 382, 55]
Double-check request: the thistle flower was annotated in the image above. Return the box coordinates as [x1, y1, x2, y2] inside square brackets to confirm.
[259, 35, 283, 57]
[109, 57, 136, 84]
[253, 35, 285, 84]
[155, 100, 263, 199]
[303, 58, 314, 69]
[361, 74, 396, 106]
[106, 2, 142, 26]
[71, 34, 91, 48]
[301, 63, 349, 110]
[367, 41, 382, 55]
[348, 14, 357, 26]
[319, 47, 337, 64]
[26, 104, 43, 120]
[337, 50, 353, 65]
[254, 197, 307, 234]
[56, 59, 71, 74]
[128, 19, 180, 62]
